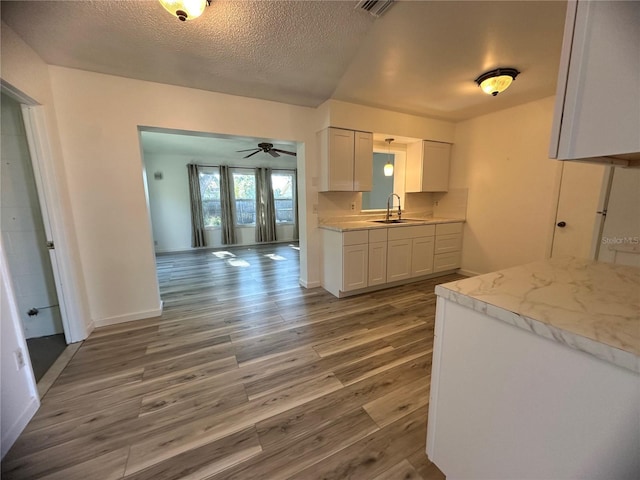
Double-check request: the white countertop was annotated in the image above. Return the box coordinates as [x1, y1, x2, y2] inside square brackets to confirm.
[319, 216, 465, 232]
[436, 257, 640, 373]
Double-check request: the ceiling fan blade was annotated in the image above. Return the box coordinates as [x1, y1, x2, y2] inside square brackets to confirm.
[243, 150, 261, 159]
[237, 148, 260, 152]
[272, 148, 297, 156]
[268, 150, 280, 158]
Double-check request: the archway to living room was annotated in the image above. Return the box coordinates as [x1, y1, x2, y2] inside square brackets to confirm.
[138, 128, 303, 306]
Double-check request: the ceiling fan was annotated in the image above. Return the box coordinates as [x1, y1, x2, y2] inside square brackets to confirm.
[237, 142, 296, 159]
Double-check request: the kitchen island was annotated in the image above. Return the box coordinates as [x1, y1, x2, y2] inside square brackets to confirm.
[426, 257, 640, 479]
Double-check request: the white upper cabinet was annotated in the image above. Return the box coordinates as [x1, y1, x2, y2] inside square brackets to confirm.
[406, 140, 451, 192]
[353, 131, 373, 192]
[318, 127, 373, 192]
[549, 0, 640, 166]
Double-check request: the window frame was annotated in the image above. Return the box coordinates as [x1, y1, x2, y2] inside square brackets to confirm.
[271, 170, 296, 225]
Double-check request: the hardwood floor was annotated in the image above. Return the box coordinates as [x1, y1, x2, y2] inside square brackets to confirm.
[2, 242, 460, 479]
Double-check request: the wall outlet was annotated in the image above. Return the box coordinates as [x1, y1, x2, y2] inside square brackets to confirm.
[14, 348, 25, 370]
[350, 202, 356, 211]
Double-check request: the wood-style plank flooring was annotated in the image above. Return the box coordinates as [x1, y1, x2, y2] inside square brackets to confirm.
[2, 242, 460, 479]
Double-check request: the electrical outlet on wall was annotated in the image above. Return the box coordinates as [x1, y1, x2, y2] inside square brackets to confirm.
[350, 202, 356, 211]
[14, 348, 25, 370]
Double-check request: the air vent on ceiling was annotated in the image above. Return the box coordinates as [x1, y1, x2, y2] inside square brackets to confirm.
[356, 0, 395, 18]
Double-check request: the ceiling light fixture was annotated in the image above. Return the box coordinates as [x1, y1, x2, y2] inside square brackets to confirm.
[159, 0, 211, 21]
[475, 68, 520, 96]
[384, 138, 394, 177]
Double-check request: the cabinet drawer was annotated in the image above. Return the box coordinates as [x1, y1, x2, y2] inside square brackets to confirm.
[343, 230, 369, 246]
[435, 233, 462, 254]
[433, 252, 461, 273]
[435, 222, 463, 235]
[369, 228, 387, 243]
[388, 224, 435, 241]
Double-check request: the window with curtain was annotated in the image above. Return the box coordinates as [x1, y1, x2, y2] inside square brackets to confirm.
[232, 169, 256, 225]
[272, 171, 295, 224]
[199, 168, 222, 227]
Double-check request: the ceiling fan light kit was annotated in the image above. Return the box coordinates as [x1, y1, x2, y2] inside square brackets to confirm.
[475, 68, 520, 96]
[236, 143, 297, 159]
[159, 0, 210, 21]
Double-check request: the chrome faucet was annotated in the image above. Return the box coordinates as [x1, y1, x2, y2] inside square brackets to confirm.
[386, 193, 402, 222]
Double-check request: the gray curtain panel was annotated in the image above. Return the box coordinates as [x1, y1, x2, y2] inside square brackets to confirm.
[219, 165, 237, 245]
[187, 163, 207, 248]
[256, 167, 277, 243]
[293, 170, 299, 241]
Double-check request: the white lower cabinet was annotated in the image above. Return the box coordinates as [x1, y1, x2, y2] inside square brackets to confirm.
[322, 222, 463, 297]
[387, 225, 436, 282]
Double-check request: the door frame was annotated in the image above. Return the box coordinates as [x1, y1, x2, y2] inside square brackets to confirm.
[1, 81, 89, 344]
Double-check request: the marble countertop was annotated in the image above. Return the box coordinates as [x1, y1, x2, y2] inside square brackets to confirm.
[319, 216, 465, 232]
[436, 257, 640, 373]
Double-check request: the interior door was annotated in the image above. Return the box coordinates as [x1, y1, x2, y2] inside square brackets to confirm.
[551, 161, 608, 259]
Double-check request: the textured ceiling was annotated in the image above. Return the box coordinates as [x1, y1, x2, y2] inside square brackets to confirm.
[1, 0, 567, 121]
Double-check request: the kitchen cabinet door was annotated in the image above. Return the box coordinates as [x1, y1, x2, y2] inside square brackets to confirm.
[406, 141, 451, 192]
[411, 236, 435, 277]
[368, 241, 387, 286]
[343, 244, 368, 291]
[387, 239, 412, 282]
[354, 131, 373, 192]
[318, 128, 373, 192]
[318, 127, 354, 191]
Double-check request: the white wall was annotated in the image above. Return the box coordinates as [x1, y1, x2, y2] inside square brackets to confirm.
[451, 96, 562, 275]
[1, 239, 40, 459]
[323, 99, 455, 143]
[46, 65, 319, 321]
[144, 152, 297, 252]
[598, 167, 640, 266]
[1, 93, 63, 338]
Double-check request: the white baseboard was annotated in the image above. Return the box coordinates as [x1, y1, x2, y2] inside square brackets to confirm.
[85, 319, 96, 336]
[94, 303, 163, 328]
[299, 278, 321, 289]
[457, 268, 481, 277]
[1, 395, 39, 459]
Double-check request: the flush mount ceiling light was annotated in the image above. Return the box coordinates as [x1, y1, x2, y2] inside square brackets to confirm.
[384, 138, 394, 177]
[475, 68, 520, 96]
[159, 0, 211, 21]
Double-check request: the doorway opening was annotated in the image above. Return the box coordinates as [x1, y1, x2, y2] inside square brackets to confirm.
[139, 128, 304, 304]
[1, 92, 68, 383]
[139, 128, 300, 254]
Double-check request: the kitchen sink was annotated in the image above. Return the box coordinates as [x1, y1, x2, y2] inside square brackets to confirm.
[370, 219, 424, 224]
